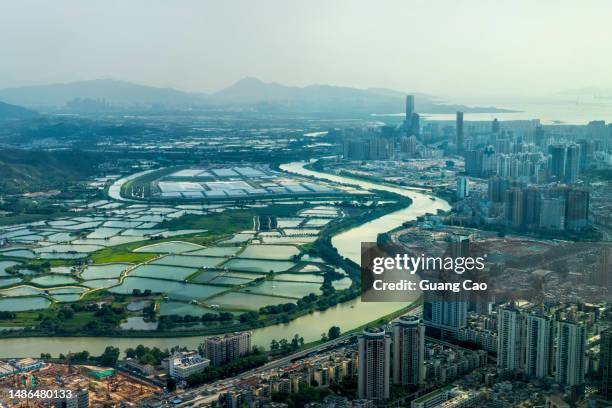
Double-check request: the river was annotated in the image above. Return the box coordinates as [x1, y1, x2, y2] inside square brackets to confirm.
[0, 161, 449, 357]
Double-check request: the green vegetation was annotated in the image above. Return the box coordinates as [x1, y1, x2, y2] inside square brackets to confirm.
[185, 351, 268, 387]
[55, 346, 121, 367]
[271, 387, 332, 407]
[269, 334, 305, 355]
[124, 344, 170, 366]
[0, 149, 102, 194]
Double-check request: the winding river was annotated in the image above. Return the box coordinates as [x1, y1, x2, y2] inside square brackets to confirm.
[0, 161, 449, 357]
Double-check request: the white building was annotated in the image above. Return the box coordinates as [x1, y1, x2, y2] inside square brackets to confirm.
[497, 305, 522, 371]
[168, 351, 210, 380]
[555, 320, 586, 387]
[524, 314, 552, 378]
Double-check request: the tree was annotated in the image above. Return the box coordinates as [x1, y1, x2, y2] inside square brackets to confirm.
[167, 377, 177, 392]
[270, 339, 279, 351]
[97, 346, 120, 367]
[327, 326, 341, 340]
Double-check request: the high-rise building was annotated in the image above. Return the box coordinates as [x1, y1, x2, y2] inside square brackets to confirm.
[358, 328, 390, 400]
[538, 196, 566, 230]
[564, 144, 581, 183]
[392, 316, 425, 386]
[410, 112, 421, 137]
[488, 176, 512, 203]
[497, 304, 523, 371]
[505, 187, 524, 228]
[465, 149, 483, 177]
[522, 187, 540, 230]
[496, 154, 512, 177]
[595, 246, 612, 288]
[549, 144, 566, 181]
[400, 136, 418, 157]
[380, 125, 395, 140]
[450, 235, 470, 258]
[600, 328, 612, 401]
[204, 332, 252, 366]
[424, 291, 468, 339]
[577, 139, 594, 169]
[343, 138, 370, 160]
[524, 314, 553, 378]
[405, 95, 415, 124]
[565, 188, 589, 231]
[482, 145, 497, 177]
[456, 176, 469, 199]
[343, 136, 392, 161]
[492, 118, 500, 133]
[456, 112, 464, 152]
[555, 320, 586, 387]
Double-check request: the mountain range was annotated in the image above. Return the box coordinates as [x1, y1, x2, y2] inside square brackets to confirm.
[0, 77, 513, 114]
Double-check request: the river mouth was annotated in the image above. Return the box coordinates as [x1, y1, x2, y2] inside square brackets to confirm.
[0, 160, 449, 358]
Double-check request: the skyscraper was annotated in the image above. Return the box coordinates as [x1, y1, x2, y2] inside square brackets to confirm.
[392, 316, 425, 386]
[358, 328, 390, 401]
[465, 149, 483, 177]
[424, 291, 468, 340]
[456, 112, 464, 152]
[595, 246, 612, 288]
[505, 187, 524, 228]
[410, 112, 420, 137]
[488, 176, 512, 203]
[450, 235, 470, 258]
[524, 314, 553, 378]
[405, 95, 415, 124]
[492, 118, 500, 133]
[497, 305, 523, 371]
[564, 143, 580, 183]
[522, 187, 540, 230]
[456, 176, 469, 199]
[549, 144, 566, 181]
[400, 136, 417, 157]
[538, 195, 566, 231]
[600, 328, 612, 401]
[565, 188, 589, 231]
[555, 320, 586, 387]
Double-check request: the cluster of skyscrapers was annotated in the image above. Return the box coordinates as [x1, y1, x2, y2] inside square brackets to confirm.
[489, 182, 590, 232]
[497, 304, 587, 390]
[358, 316, 425, 400]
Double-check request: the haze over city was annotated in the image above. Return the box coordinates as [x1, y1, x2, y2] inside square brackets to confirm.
[0, 2, 611, 407]
[1, 0, 611, 100]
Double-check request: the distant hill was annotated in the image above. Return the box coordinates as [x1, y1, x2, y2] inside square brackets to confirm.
[0, 77, 514, 114]
[0, 149, 101, 194]
[0, 79, 202, 109]
[213, 77, 510, 113]
[0, 101, 38, 120]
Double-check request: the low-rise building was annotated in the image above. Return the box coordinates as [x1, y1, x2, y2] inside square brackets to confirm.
[168, 351, 210, 380]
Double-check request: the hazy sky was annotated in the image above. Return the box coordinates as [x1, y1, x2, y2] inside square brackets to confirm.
[1, 0, 611, 99]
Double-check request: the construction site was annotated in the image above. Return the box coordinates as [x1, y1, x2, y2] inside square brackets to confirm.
[0, 362, 161, 407]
